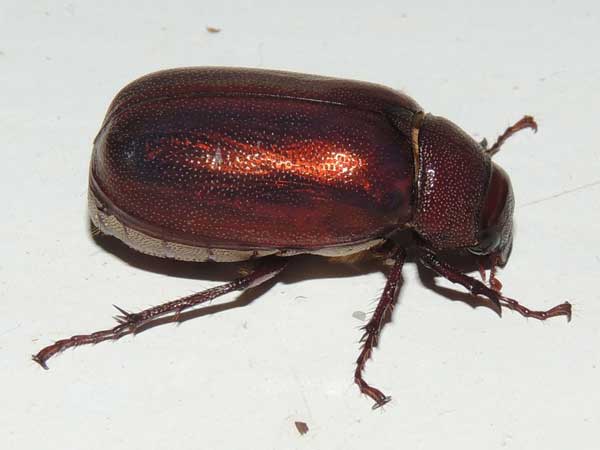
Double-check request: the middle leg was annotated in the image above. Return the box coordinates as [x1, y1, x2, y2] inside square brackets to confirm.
[354, 246, 406, 409]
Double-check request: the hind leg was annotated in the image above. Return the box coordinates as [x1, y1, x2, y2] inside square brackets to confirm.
[34, 257, 288, 369]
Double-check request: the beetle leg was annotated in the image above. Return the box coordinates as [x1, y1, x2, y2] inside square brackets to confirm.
[485, 116, 538, 157]
[33, 257, 288, 369]
[419, 248, 571, 321]
[355, 247, 406, 409]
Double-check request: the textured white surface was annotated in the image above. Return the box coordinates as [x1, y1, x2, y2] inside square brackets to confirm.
[2, 1, 599, 449]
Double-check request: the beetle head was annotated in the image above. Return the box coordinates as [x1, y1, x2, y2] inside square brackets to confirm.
[412, 114, 514, 265]
[468, 163, 514, 265]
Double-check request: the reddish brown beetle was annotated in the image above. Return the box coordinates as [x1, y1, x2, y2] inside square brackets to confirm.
[34, 67, 571, 408]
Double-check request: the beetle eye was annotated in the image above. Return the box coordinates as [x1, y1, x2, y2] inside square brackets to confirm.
[471, 228, 501, 255]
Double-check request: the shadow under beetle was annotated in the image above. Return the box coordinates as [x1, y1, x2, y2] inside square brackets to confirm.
[34, 68, 571, 408]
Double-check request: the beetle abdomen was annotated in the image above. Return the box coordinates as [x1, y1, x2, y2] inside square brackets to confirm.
[91, 68, 416, 257]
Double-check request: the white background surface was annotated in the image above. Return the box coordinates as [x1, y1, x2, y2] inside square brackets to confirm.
[2, 1, 599, 449]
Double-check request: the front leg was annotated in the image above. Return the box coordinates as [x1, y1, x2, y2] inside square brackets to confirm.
[419, 247, 571, 321]
[483, 115, 538, 157]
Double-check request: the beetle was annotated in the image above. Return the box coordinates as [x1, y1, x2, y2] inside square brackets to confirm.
[34, 67, 571, 408]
